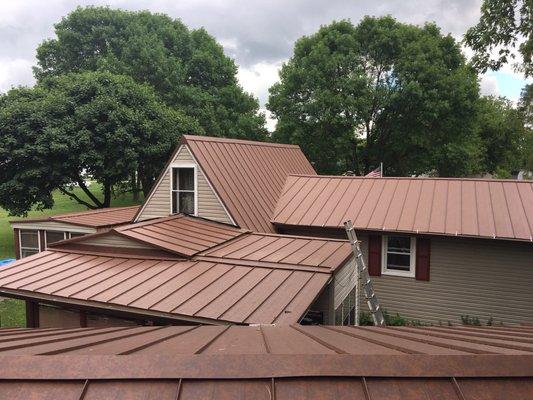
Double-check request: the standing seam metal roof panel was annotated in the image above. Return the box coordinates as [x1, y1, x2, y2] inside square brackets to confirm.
[272, 175, 533, 242]
[183, 135, 316, 233]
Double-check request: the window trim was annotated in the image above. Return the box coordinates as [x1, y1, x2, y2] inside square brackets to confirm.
[19, 229, 41, 258]
[381, 235, 416, 278]
[169, 163, 198, 216]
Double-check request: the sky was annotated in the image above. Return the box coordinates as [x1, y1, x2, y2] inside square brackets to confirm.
[0, 0, 531, 130]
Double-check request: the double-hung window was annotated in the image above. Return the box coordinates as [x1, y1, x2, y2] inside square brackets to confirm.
[382, 235, 416, 277]
[20, 230, 40, 258]
[171, 167, 196, 215]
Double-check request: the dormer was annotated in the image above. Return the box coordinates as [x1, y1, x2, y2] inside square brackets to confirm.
[134, 135, 316, 231]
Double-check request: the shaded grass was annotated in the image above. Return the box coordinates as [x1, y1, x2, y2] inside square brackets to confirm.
[0, 298, 25, 328]
[0, 184, 143, 259]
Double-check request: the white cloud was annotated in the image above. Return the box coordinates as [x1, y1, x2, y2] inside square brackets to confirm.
[479, 74, 499, 97]
[0, 58, 34, 93]
[237, 61, 281, 105]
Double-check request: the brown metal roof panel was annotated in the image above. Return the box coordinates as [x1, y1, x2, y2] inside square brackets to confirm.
[503, 182, 532, 240]
[275, 377, 367, 400]
[179, 379, 272, 400]
[412, 179, 436, 234]
[219, 269, 292, 323]
[261, 325, 336, 354]
[428, 180, 449, 234]
[201, 325, 268, 354]
[287, 178, 332, 225]
[366, 178, 398, 230]
[354, 179, 387, 229]
[85, 380, 178, 400]
[151, 263, 234, 313]
[174, 266, 251, 316]
[243, 271, 316, 324]
[311, 178, 354, 227]
[381, 179, 411, 232]
[301, 178, 343, 226]
[273, 274, 330, 324]
[203, 233, 264, 257]
[192, 267, 271, 321]
[461, 180, 479, 236]
[0, 381, 85, 400]
[489, 181, 514, 239]
[366, 378, 460, 400]
[333, 178, 373, 227]
[457, 377, 533, 399]
[517, 183, 533, 237]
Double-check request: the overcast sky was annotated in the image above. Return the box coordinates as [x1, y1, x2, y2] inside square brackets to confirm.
[1, 0, 531, 129]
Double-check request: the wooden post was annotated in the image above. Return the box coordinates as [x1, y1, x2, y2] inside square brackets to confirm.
[25, 300, 39, 328]
[13, 228, 20, 260]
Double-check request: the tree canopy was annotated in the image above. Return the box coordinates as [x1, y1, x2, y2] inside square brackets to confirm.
[34, 6, 267, 140]
[0, 71, 200, 216]
[268, 17, 481, 176]
[464, 0, 532, 77]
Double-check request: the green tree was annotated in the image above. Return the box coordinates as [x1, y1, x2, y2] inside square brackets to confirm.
[518, 84, 533, 172]
[465, 0, 532, 76]
[476, 96, 530, 176]
[34, 6, 266, 140]
[268, 17, 481, 176]
[0, 71, 200, 216]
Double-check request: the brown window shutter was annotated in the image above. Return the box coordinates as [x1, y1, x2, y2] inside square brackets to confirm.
[367, 235, 382, 277]
[416, 238, 431, 281]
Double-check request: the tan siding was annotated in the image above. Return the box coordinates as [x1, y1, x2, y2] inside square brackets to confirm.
[137, 146, 233, 224]
[10, 222, 96, 234]
[81, 233, 154, 249]
[357, 234, 533, 325]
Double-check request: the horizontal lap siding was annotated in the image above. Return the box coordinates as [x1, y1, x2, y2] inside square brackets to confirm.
[358, 234, 533, 325]
[81, 234, 154, 249]
[137, 146, 232, 224]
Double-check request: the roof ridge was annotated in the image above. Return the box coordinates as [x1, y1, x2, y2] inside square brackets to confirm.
[182, 134, 301, 149]
[286, 174, 533, 184]
[54, 205, 140, 220]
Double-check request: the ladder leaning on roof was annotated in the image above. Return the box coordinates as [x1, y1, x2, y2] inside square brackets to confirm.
[344, 220, 386, 326]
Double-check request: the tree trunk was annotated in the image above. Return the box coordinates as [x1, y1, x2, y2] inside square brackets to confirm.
[103, 182, 112, 208]
[131, 171, 140, 202]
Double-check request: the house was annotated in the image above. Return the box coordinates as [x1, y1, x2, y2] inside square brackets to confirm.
[10, 206, 139, 258]
[0, 325, 531, 398]
[3, 134, 533, 327]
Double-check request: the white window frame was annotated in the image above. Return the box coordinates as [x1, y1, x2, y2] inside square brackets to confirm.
[169, 163, 198, 216]
[382, 235, 416, 278]
[19, 229, 41, 258]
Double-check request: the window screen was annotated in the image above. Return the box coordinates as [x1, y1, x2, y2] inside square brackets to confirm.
[383, 235, 415, 276]
[20, 230, 39, 258]
[45, 231, 66, 245]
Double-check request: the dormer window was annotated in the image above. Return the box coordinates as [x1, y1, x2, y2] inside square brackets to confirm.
[171, 166, 196, 215]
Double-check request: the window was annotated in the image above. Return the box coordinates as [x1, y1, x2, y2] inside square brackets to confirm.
[69, 232, 85, 239]
[45, 231, 66, 246]
[171, 167, 196, 215]
[20, 230, 39, 258]
[382, 235, 416, 277]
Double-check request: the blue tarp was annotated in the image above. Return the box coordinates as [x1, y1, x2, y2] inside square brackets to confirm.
[0, 259, 15, 267]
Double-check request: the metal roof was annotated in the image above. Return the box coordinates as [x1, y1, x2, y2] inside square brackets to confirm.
[0, 250, 332, 325]
[0, 325, 531, 399]
[182, 135, 316, 233]
[273, 175, 533, 242]
[113, 214, 247, 257]
[199, 232, 352, 272]
[10, 205, 139, 228]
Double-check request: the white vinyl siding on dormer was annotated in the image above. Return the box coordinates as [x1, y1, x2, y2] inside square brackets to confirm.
[136, 145, 234, 224]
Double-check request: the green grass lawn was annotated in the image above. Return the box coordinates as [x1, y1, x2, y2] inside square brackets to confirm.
[0, 183, 143, 259]
[0, 299, 25, 328]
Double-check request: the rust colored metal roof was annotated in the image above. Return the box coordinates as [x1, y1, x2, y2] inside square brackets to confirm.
[10, 205, 139, 228]
[113, 214, 247, 257]
[0, 325, 531, 399]
[182, 135, 316, 233]
[273, 175, 533, 242]
[199, 232, 352, 272]
[0, 251, 331, 325]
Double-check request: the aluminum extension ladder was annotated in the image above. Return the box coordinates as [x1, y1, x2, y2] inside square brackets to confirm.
[344, 220, 386, 326]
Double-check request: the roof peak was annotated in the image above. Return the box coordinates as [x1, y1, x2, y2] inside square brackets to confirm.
[182, 134, 301, 149]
